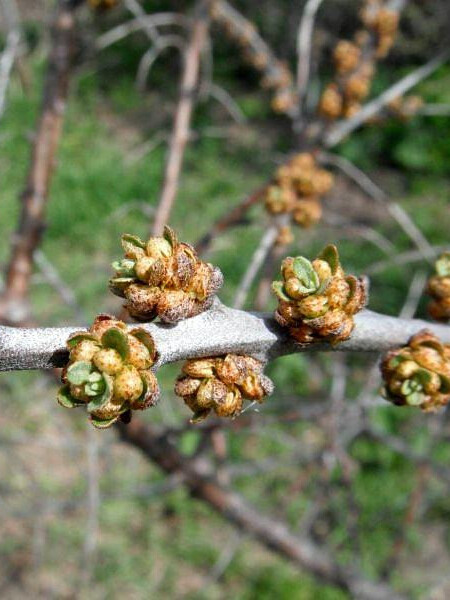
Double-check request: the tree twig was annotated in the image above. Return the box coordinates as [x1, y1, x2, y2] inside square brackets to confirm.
[324, 49, 450, 147]
[0, 0, 21, 120]
[151, 1, 209, 235]
[1, 302, 450, 372]
[116, 417, 406, 600]
[296, 0, 325, 113]
[319, 152, 436, 263]
[232, 223, 280, 309]
[0, 0, 81, 325]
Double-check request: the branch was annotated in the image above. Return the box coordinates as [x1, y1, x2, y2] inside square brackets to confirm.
[324, 49, 450, 147]
[319, 152, 436, 263]
[195, 185, 266, 255]
[95, 13, 190, 51]
[151, 1, 209, 235]
[1, 302, 449, 372]
[0, 0, 80, 325]
[117, 418, 406, 600]
[0, 0, 21, 121]
[211, 0, 297, 117]
[296, 0, 325, 111]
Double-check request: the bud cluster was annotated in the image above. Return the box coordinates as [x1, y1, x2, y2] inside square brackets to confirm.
[58, 315, 159, 428]
[174, 354, 274, 422]
[381, 330, 450, 412]
[319, 0, 402, 121]
[427, 252, 450, 322]
[109, 226, 223, 323]
[263, 153, 334, 234]
[209, 1, 297, 114]
[360, 1, 399, 59]
[272, 245, 367, 343]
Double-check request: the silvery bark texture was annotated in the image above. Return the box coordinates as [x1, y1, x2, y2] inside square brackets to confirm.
[1, 301, 449, 372]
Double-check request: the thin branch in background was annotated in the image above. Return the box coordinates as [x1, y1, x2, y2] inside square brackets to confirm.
[211, 0, 298, 118]
[296, 0, 325, 116]
[151, 1, 210, 236]
[207, 82, 246, 124]
[0, 0, 21, 121]
[319, 152, 436, 263]
[367, 245, 447, 276]
[324, 49, 450, 147]
[95, 12, 190, 51]
[136, 34, 185, 91]
[232, 223, 280, 310]
[418, 103, 450, 116]
[254, 242, 288, 310]
[33, 250, 86, 322]
[195, 185, 266, 256]
[0, 0, 80, 325]
[116, 418, 406, 600]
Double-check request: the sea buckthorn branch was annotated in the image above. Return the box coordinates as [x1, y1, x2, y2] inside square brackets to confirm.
[1, 304, 450, 373]
[209, 0, 298, 115]
[117, 417, 407, 600]
[0, 0, 82, 326]
[324, 48, 450, 147]
[318, 0, 407, 123]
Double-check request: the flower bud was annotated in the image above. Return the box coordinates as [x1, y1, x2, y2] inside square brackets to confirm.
[90, 315, 127, 338]
[93, 348, 123, 375]
[70, 339, 100, 363]
[214, 387, 243, 418]
[312, 259, 332, 282]
[175, 376, 202, 397]
[183, 358, 216, 378]
[114, 366, 144, 402]
[298, 295, 329, 318]
[319, 84, 343, 119]
[135, 256, 157, 282]
[146, 237, 172, 260]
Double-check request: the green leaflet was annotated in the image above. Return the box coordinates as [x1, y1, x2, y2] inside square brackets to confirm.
[66, 332, 98, 349]
[87, 373, 114, 412]
[57, 384, 85, 408]
[101, 327, 130, 360]
[318, 244, 339, 275]
[66, 361, 92, 385]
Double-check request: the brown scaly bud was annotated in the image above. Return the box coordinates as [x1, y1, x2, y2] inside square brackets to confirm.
[380, 330, 450, 412]
[175, 354, 273, 422]
[264, 184, 296, 214]
[57, 315, 159, 429]
[272, 245, 367, 343]
[374, 9, 399, 37]
[427, 252, 450, 322]
[333, 41, 361, 74]
[276, 225, 294, 247]
[318, 84, 343, 120]
[344, 75, 371, 101]
[292, 198, 322, 228]
[311, 170, 334, 196]
[271, 90, 298, 114]
[110, 226, 223, 323]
